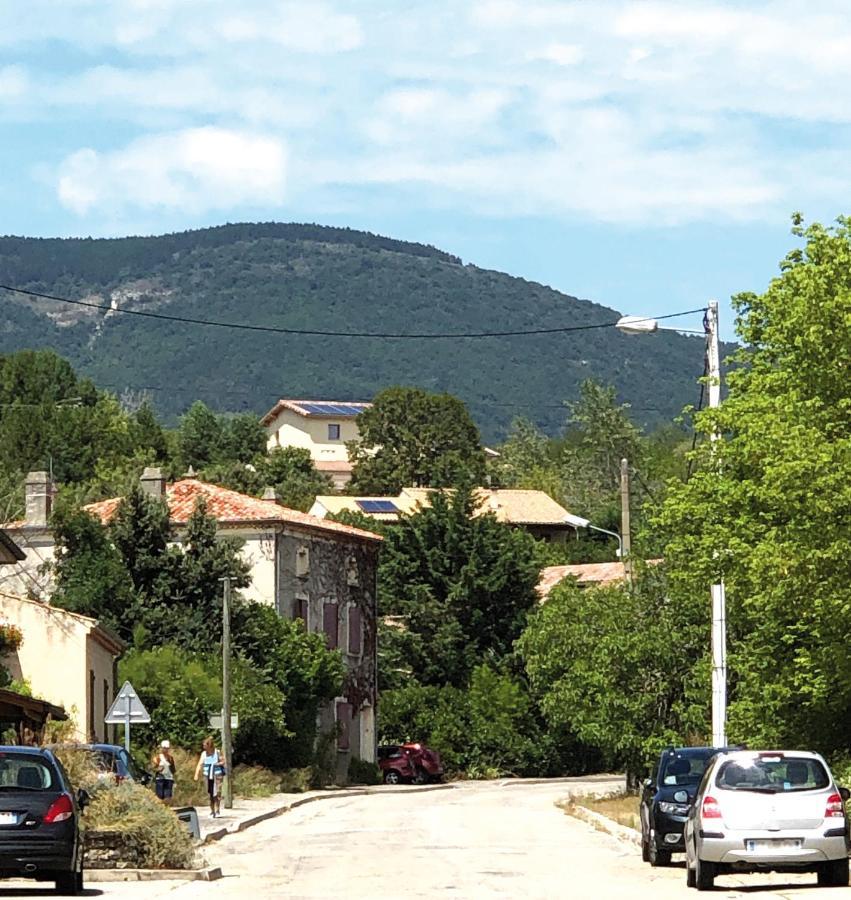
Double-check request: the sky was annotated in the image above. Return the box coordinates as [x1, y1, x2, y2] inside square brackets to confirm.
[2, 0, 849, 341]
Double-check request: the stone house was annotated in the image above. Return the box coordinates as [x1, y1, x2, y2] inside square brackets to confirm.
[260, 399, 372, 489]
[3, 469, 382, 773]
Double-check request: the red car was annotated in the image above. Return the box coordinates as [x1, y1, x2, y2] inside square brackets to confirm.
[378, 743, 444, 785]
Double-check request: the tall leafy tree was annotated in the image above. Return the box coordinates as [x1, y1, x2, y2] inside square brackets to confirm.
[656, 216, 851, 754]
[349, 387, 486, 494]
[519, 565, 706, 779]
[378, 486, 541, 687]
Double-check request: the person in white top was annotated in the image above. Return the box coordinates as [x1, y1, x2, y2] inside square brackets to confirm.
[152, 739, 177, 804]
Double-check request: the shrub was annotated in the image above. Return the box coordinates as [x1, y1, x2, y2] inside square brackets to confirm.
[348, 757, 380, 785]
[86, 782, 195, 869]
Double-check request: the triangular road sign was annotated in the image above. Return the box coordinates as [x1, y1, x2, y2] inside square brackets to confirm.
[104, 680, 151, 725]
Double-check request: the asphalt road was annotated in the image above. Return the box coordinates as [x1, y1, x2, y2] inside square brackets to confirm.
[0, 779, 842, 899]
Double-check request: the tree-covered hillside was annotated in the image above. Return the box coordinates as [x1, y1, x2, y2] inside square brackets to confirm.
[0, 223, 706, 440]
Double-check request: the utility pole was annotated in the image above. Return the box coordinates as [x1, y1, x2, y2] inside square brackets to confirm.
[221, 576, 234, 810]
[705, 300, 727, 748]
[620, 458, 632, 583]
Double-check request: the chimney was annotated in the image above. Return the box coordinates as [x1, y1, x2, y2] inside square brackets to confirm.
[261, 487, 280, 503]
[140, 466, 166, 498]
[24, 471, 53, 527]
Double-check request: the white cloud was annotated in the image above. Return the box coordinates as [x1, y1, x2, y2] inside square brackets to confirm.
[57, 127, 286, 215]
[5, 0, 851, 227]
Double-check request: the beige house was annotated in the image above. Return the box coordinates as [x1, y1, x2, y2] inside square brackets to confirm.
[261, 399, 372, 488]
[311, 487, 582, 542]
[0, 591, 123, 742]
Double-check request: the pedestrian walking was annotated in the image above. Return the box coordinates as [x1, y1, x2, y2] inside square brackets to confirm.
[152, 740, 177, 803]
[193, 736, 225, 818]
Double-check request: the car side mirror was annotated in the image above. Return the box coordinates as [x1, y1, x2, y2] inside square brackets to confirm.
[642, 777, 653, 789]
[839, 786, 850, 803]
[140, 772, 152, 786]
[76, 788, 90, 809]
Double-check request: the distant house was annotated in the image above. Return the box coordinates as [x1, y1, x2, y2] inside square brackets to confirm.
[311, 487, 583, 542]
[536, 559, 663, 601]
[0, 591, 122, 743]
[3, 468, 383, 774]
[261, 399, 372, 489]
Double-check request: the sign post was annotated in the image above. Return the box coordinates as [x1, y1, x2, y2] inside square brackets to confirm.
[104, 680, 151, 752]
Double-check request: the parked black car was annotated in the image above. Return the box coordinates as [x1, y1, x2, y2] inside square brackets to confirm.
[0, 746, 88, 894]
[640, 746, 721, 866]
[48, 743, 152, 785]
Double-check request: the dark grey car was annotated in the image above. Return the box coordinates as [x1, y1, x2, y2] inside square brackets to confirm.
[0, 746, 88, 894]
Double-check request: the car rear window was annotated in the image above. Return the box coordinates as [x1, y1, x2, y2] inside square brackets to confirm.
[0, 754, 56, 791]
[717, 756, 830, 793]
[660, 751, 714, 785]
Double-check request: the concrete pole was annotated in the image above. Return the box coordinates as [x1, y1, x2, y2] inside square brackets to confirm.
[222, 576, 234, 810]
[620, 458, 632, 583]
[706, 300, 727, 747]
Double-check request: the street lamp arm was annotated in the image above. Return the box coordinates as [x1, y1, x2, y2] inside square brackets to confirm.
[587, 523, 624, 560]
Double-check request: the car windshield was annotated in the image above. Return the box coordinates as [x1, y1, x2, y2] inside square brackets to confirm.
[717, 756, 830, 793]
[0, 754, 56, 791]
[660, 750, 714, 786]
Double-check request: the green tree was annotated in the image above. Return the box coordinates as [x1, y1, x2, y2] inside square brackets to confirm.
[178, 401, 224, 470]
[349, 387, 486, 493]
[518, 565, 706, 779]
[378, 487, 540, 688]
[258, 447, 334, 511]
[655, 216, 851, 754]
[130, 402, 170, 462]
[560, 380, 644, 522]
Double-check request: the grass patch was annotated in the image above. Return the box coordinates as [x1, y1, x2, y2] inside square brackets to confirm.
[567, 793, 640, 831]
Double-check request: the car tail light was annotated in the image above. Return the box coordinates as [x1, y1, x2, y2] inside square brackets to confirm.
[825, 793, 845, 818]
[44, 794, 74, 824]
[701, 795, 722, 819]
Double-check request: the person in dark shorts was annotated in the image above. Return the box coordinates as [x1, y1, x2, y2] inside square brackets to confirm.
[152, 740, 177, 803]
[193, 736, 224, 818]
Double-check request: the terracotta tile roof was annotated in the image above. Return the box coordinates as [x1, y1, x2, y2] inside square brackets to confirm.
[261, 399, 372, 424]
[84, 479, 381, 543]
[314, 460, 355, 473]
[537, 559, 663, 600]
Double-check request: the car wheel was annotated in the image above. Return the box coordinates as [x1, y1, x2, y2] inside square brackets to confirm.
[649, 836, 672, 868]
[695, 855, 715, 892]
[817, 858, 849, 887]
[412, 769, 427, 785]
[54, 871, 80, 896]
[641, 833, 650, 863]
[383, 770, 402, 785]
[686, 859, 696, 889]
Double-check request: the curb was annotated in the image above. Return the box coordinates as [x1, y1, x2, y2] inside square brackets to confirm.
[561, 801, 641, 847]
[497, 775, 625, 788]
[85, 866, 223, 883]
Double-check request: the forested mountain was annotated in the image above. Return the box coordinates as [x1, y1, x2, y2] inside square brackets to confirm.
[0, 223, 707, 440]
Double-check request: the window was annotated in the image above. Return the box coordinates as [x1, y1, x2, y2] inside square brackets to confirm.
[328, 423, 341, 440]
[295, 595, 309, 628]
[336, 701, 352, 751]
[103, 679, 110, 742]
[348, 605, 362, 655]
[296, 546, 310, 578]
[0, 755, 56, 790]
[89, 670, 96, 741]
[323, 602, 339, 649]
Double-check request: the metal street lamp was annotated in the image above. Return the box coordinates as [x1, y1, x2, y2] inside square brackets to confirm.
[563, 513, 625, 561]
[615, 300, 727, 747]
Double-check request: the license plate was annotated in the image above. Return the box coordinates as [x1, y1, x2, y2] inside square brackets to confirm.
[746, 838, 802, 852]
[0, 813, 18, 825]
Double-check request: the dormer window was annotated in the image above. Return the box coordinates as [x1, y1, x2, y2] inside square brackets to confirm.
[328, 423, 341, 440]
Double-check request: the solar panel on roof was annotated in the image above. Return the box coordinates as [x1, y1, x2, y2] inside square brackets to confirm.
[295, 402, 363, 417]
[356, 500, 398, 514]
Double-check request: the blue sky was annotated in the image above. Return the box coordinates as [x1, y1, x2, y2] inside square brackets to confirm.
[2, 0, 848, 341]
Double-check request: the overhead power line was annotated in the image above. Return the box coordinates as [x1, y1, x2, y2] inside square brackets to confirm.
[1, 284, 706, 340]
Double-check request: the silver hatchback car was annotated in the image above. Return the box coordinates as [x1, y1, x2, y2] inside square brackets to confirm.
[685, 750, 850, 891]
